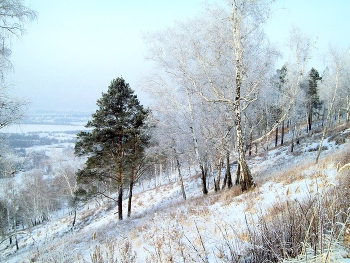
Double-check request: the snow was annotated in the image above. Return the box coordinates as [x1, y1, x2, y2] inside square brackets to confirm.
[1, 126, 350, 262]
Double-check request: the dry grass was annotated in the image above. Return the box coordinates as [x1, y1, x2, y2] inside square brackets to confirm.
[187, 196, 211, 217]
[217, 185, 242, 206]
[5, 124, 349, 263]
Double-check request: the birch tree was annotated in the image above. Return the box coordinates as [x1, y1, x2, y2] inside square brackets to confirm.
[252, 26, 316, 155]
[316, 47, 350, 163]
[0, 0, 36, 133]
[144, 74, 199, 198]
[144, 1, 279, 191]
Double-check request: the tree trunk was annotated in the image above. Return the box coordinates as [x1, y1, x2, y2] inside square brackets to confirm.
[222, 152, 232, 189]
[127, 178, 134, 217]
[214, 159, 222, 192]
[117, 133, 124, 220]
[185, 86, 208, 195]
[222, 166, 227, 190]
[235, 110, 254, 191]
[308, 103, 312, 131]
[200, 163, 208, 195]
[275, 124, 278, 148]
[235, 162, 241, 185]
[281, 120, 285, 146]
[14, 213, 18, 251]
[128, 153, 136, 218]
[72, 209, 77, 228]
[226, 151, 232, 188]
[174, 151, 186, 200]
[7, 209, 12, 245]
[232, 7, 254, 192]
[248, 129, 253, 156]
[291, 124, 295, 153]
[117, 183, 123, 220]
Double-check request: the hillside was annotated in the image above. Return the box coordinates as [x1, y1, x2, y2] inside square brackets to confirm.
[1, 125, 350, 263]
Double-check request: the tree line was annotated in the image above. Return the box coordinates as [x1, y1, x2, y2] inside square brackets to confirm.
[0, 146, 82, 250]
[72, 0, 350, 220]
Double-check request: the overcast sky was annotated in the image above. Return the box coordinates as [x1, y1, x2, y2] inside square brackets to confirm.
[8, 0, 350, 113]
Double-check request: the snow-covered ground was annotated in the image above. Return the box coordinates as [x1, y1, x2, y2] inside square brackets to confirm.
[1, 126, 350, 262]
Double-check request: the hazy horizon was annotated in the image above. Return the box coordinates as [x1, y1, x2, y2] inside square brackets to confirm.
[8, 0, 350, 112]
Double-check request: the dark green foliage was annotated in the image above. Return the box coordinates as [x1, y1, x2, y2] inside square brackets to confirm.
[305, 68, 322, 131]
[74, 78, 151, 219]
[307, 68, 322, 111]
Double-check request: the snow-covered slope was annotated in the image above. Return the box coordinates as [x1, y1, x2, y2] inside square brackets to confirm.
[1, 127, 350, 263]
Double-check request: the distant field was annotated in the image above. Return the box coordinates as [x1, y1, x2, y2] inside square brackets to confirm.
[2, 110, 92, 134]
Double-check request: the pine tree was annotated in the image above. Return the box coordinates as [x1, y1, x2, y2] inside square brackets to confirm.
[75, 77, 151, 220]
[307, 68, 322, 131]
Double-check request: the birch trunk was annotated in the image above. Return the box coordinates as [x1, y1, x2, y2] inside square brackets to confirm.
[231, 5, 254, 191]
[185, 88, 208, 195]
[173, 147, 187, 200]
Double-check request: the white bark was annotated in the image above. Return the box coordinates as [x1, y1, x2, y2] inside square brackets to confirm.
[316, 48, 348, 163]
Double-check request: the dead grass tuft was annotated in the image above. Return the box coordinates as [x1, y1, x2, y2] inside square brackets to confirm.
[218, 186, 242, 206]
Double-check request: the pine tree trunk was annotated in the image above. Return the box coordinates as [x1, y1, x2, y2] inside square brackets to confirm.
[308, 103, 312, 131]
[118, 183, 123, 220]
[117, 133, 124, 220]
[128, 167, 135, 217]
[128, 180, 134, 217]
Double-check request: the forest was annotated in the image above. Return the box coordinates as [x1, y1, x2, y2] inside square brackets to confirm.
[1, 0, 350, 262]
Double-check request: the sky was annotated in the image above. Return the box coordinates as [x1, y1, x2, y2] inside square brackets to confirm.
[7, 0, 350, 113]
